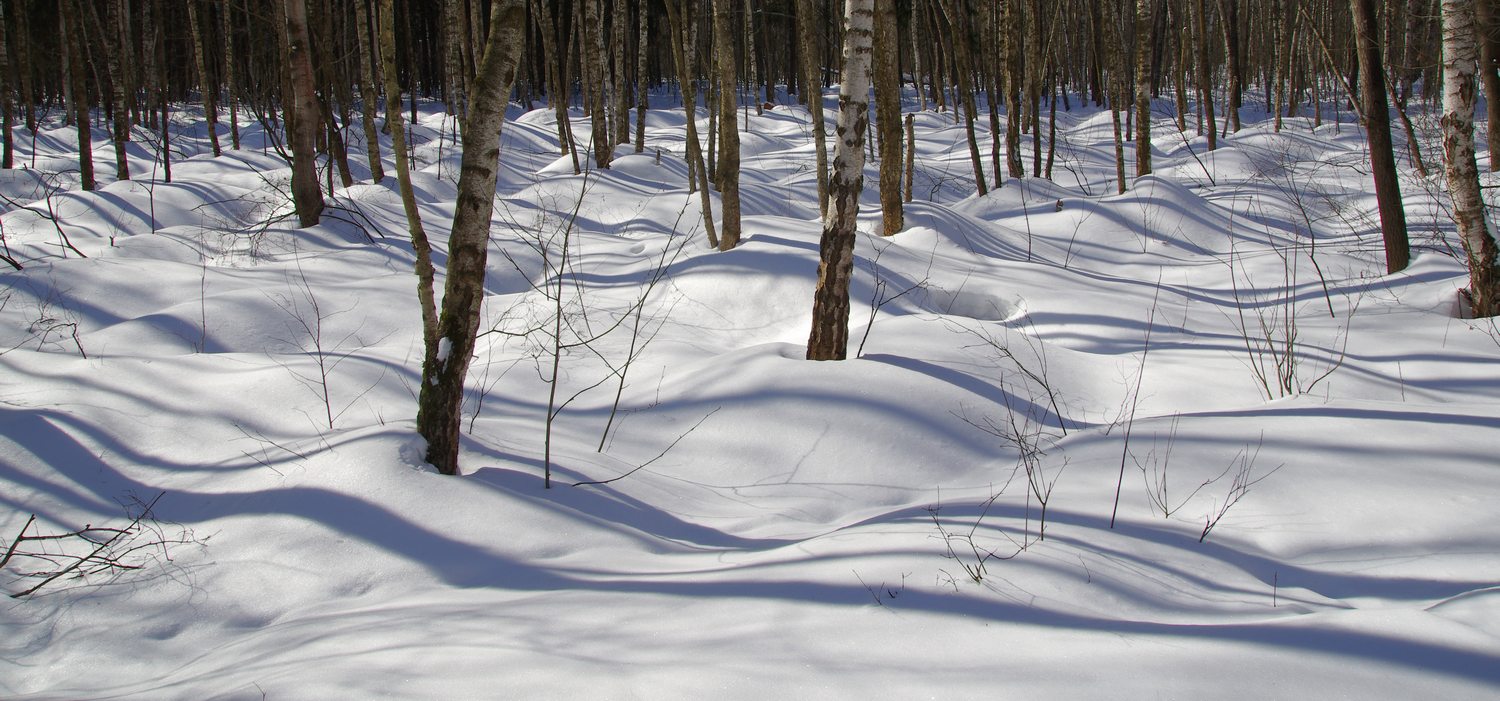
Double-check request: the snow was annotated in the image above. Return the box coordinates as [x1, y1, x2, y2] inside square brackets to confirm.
[2, 97, 1499, 698]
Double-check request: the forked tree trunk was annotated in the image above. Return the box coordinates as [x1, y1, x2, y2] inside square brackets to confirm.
[713, 0, 742, 249]
[874, 0, 902, 235]
[417, 0, 528, 476]
[807, 0, 874, 361]
[797, 0, 830, 218]
[284, 0, 325, 227]
[1351, 0, 1410, 273]
[381, 0, 438, 349]
[1441, 0, 1500, 316]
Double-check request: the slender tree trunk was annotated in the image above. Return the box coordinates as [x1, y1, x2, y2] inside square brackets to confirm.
[188, 1, 223, 157]
[285, 0, 325, 226]
[935, 0, 987, 194]
[222, 0, 241, 150]
[1475, 0, 1500, 170]
[417, 0, 528, 476]
[636, 1, 649, 154]
[354, 0, 384, 182]
[1194, 0, 1217, 150]
[874, 0, 903, 235]
[714, 0, 742, 249]
[152, 0, 171, 182]
[798, 0, 830, 218]
[62, 0, 94, 191]
[86, 1, 131, 181]
[613, 0, 632, 146]
[0, 1, 14, 169]
[380, 0, 439, 349]
[14, 0, 34, 134]
[1351, 0, 1410, 273]
[1441, 0, 1500, 316]
[904, 112, 915, 202]
[665, 0, 720, 249]
[1004, 0, 1024, 179]
[584, 0, 612, 167]
[1216, 0, 1242, 131]
[1134, 0, 1153, 177]
[808, 0, 874, 361]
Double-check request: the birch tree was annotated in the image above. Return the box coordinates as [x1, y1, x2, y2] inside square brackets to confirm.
[1441, 0, 1499, 317]
[417, 0, 528, 476]
[807, 0, 874, 361]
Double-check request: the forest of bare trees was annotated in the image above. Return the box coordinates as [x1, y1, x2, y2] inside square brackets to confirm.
[2, 0, 1498, 471]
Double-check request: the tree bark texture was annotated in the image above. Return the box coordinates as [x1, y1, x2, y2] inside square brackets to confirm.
[1441, 0, 1500, 316]
[381, 0, 439, 351]
[284, 0, 325, 227]
[797, 0, 830, 219]
[417, 0, 528, 476]
[807, 0, 874, 361]
[1134, 0, 1153, 177]
[713, 0, 742, 249]
[1351, 0, 1411, 273]
[873, 0, 902, 236]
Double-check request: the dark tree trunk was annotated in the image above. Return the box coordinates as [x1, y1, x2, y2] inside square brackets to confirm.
[285, 0, 326, 226]
[874, 0, 903, 235]
[1351, 0, 1410, 273]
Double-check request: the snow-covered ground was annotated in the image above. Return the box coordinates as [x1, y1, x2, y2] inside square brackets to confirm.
[2, 94, 1498, 699]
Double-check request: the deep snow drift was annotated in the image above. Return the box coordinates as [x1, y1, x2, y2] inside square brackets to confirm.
[2, 93, 1499, 698]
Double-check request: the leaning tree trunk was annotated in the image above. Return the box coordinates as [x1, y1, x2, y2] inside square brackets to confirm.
[807, 0, 874, 361]
[381, 0, 439, 349]
[664, 0, 720, 248]
[797, 0, 830, 219]
[284, 0, 325, 227]
[417, 0, 528, 476]
[1441, 0, 1500, 316]
[1351, 0, 1410, 273]
[713, 0, 742, 249]
[935, 0, 987, 195]
[874, 0, 902, 236]
[187, 0, 223, 158]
